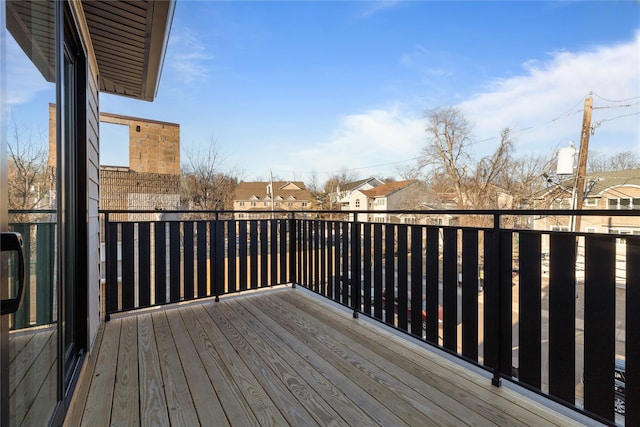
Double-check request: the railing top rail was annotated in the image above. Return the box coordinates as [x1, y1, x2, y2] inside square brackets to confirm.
[8, 209, 57, 214]
[97, 208, 640, 217]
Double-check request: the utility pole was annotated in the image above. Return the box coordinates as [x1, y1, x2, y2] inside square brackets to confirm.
[269, 169, 274, 220]
[572, 96, 593, 233]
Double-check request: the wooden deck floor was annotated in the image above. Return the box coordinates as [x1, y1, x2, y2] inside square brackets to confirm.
[65, 286, 592, 426]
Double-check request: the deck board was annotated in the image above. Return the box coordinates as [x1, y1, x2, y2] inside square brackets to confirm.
[137, 313, 170, 426]
[111, 316, 139, 426]
[66, 286, 592, 426]
[235, 297, 406, 427]
[191, 304, 289, 425]
[81, 319, 120, 427]
[165, 308, 230, 426]
[228, 298, 381, 426]
[180, 306, 260, 425]
[277, 291, 554, 426]
[251, 292, 462, 426]
[152, 311, 201, 426]
[212, 300, 346, 426]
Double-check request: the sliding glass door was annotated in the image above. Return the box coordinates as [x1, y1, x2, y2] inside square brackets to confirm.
[1, 1, 86, 425]
[2, 1, 60, 425]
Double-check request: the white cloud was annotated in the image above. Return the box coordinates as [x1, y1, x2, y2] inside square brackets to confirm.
[255, 31, 640, 182]
[457, 31, 640, 157]
[289, 105, 424, 180]
[167, 29, 213, 84]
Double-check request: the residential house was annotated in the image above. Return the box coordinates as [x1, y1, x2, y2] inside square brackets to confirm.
[1, 1, 174, 424]
[532, 168, 640, 234]
[233, 181, 313, 219]
[333, 177, 384, 211]
[357, 180, 421, 223]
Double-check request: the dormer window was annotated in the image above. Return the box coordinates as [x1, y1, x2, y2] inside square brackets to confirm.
[355, 199, 361, 208]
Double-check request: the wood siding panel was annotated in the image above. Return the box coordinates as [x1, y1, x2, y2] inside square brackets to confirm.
[87, 58, 101, 349]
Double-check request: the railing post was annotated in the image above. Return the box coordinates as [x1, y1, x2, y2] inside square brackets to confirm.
[491, 212, 502, 387]
[104, 212, 111, 322]
[351, 214, 361, 319]
[289, 212, 296, 288]
[213, 215, 223, 302]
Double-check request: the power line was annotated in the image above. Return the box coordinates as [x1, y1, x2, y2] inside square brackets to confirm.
[594, 111, 640, 127]
[551, 92, 593, 123]
[591, 92, 640, 103]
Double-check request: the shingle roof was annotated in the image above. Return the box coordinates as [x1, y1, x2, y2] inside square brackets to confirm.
[234, 181, 310, 201]
[584, 168, 640, 196]
[361, 180, 418, 197]
[535, 168, 640, 199]
[341, 177, 384, 192]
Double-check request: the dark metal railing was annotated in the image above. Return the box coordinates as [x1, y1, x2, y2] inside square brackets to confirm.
[100, 208, 637, 426]
[8, 210, 56, 329]
[101, 210, 296, 317]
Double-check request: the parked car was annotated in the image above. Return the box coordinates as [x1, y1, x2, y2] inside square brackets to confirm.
[338, 275, 374, 304]
[614, 358, 625, 415]
[614, 380, 625, 415]
[581, 358, 625, 415]
[382, 290, 443, 330]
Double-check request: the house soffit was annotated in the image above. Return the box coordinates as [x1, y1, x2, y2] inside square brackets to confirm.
[7, 1, 174, 102]
[81, 0, 175, 101]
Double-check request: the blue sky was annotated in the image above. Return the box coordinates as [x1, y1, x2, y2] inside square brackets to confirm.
[8, 1, 640, 184]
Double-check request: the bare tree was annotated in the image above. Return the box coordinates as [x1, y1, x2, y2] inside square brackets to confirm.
[466, 128, 514, 209]
[322, 167, 360, 194]
[504, 153, 553, 208]
[7, 122, 50, 213]
[317, 167, 360, 214]
[420, 107, 473, 208]
[180, 141, 243, 214]
[416, 107, 551, 217]
[588, 150, 640, 172]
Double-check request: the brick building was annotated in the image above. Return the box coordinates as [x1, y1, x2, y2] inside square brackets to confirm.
[49, 107, 181, 219]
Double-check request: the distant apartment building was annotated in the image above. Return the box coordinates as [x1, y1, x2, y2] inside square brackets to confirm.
[233, 181, 313, 219]
[532, 168, 640, 234]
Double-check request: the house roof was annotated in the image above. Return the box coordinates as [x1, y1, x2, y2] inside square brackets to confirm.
[535, 168, 640, 200]
[362, 180, 418, 198]
[7, 0, 175, 102]
[584, 168, 640, 196]
[235, 181, 311, 201]
[341, 177, 384, 192]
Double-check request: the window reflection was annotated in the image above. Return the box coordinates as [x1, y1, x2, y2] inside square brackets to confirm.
[5, 1, 58, 425]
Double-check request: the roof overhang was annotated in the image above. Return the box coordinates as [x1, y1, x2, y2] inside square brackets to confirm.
[6, 0, 175, 102]
[82, 0, 175, 101]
